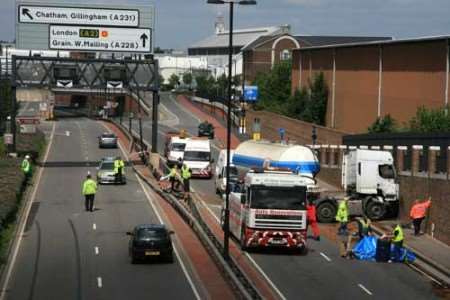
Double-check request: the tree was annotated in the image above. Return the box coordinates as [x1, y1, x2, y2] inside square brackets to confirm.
[409, 106, 450, 132]
[154, 47, 164, 54]
[367, 114, 397, 133]
[308, 72, 328, 125]
[168, 74, 180, 89]
[0, 79, 13, 134]
[182, 73, 192, 87]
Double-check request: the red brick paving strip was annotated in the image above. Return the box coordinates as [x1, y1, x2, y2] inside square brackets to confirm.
[102, 121, 236, 299]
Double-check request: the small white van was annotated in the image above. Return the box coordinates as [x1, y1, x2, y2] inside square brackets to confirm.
[183, 138, 213, 178]
[214, 149, 239, 195]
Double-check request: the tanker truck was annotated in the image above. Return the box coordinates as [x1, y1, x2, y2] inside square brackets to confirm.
[230, 140, 321, 199]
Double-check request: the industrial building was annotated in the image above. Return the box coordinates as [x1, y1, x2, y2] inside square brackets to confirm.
[291, 36, 450, 133]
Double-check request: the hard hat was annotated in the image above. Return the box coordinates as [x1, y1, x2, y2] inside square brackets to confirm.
[87, 171, 91, 176]
[25, 155, 30, 159]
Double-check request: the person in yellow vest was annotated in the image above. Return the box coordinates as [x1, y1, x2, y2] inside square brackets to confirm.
[356, 215, 372, 240]
[181, 163, 192, 201]
[82, 172, 98, 212]
[114, 157, 125, 184]
[390, 224, 404, 262]
[21, 155, 32, 182]
[336, 197, 349, 235]
[160, 164, 179, 192]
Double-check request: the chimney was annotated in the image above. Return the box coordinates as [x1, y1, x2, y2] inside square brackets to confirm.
[215, 13, 225, 34]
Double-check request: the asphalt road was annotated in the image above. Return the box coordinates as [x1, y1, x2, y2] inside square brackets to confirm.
[4, 118, 198, 300]
[133, 92, 438, 300]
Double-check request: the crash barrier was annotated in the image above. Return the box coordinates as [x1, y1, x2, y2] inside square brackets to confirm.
[188, 96, 240, 127]
[311, 144, 450, 180]
[108, 118, 264, 300]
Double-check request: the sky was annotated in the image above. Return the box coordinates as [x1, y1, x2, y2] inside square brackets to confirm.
[1, 0, 450, 49]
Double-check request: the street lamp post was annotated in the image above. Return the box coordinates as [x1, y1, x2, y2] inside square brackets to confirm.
[207, 0, 256, 260]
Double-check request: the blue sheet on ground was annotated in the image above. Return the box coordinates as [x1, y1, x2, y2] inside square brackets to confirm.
[352, 236, 416, 263]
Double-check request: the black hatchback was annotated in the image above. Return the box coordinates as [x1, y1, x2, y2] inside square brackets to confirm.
[198, 121, 214, 139]
[127, 224, 174, 264]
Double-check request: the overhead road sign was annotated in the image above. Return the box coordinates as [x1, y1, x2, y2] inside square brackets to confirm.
[49, 26, 151, 53]
[18, 5, 139, 27]
[244, 85, 259, 102]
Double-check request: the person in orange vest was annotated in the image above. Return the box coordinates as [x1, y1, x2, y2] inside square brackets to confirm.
[307, 199, 320, 241]
[409, 197, 432, 236]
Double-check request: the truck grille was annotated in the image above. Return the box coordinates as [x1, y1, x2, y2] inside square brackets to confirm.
[254, 216, 305, 229]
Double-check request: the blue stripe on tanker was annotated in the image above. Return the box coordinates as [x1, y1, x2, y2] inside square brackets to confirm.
[232, 154, 320, 174]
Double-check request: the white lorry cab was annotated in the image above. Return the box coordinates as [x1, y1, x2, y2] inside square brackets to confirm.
[183, 138, 213, 178]
[223, 168, 309, 252]
[166, 136, 188, 166]
[215, 149, 239, 195]
[315, 149, 399, 222]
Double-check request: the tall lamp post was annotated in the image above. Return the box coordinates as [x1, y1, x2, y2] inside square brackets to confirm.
[207, 0, 256, 260]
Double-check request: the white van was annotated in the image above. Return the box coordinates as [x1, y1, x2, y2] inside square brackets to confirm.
[214, 149, 239, 195]
[183, 138, 213, 178]
[165, 136, 188, 166]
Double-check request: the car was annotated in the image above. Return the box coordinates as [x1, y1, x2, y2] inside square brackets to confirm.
[96, 157, 126, 184]
[98, 133, 118, 148]
[127, 224, 174, 264]
[198, 121, 214, 139]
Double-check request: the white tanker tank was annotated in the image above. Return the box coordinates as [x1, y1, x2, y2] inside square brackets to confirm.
[231, 140, 321, 198]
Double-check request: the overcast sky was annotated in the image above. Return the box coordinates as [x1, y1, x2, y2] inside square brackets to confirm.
[1, 0, 450, 49]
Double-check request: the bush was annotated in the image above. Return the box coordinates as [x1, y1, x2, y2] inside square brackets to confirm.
[409, 106, 450, 133]
[368, 114, 397, 133]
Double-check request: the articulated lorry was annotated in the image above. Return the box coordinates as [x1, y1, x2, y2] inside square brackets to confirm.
[315, 149, 399, 222]
[223, 168, 309, 252]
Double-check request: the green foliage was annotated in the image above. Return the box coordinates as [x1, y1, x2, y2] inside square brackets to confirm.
[182, 73, 193, 86]
[195, 75, 217, 97]
[0, 80, 13, 134]
[253, 60, 292, 113]
[368, 114, 397, 133]
[167, 74, 180, 89]
[409, 106, 450, 132]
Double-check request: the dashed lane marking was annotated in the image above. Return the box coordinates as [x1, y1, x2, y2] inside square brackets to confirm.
[320, 252, 332, 262]
[65, 131, 70, 136]
[358, 284, 373, 296]
[97, 277, 102, 288]
[95, 247, 99, 255]
[93, 223, 97, 230]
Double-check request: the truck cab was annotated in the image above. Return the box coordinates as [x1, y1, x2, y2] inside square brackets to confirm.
[164, 132, 188, 166]
[225, 168, 309, 252]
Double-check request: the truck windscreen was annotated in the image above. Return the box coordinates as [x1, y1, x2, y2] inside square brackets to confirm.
[250, 187, 306, 210]
[379, 164, 395, 179]
[183, 151, 210, 161]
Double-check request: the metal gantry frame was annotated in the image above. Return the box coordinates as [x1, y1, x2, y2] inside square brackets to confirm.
[9, 55, 160, 153]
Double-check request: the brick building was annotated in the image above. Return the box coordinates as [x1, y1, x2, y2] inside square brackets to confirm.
[291, 36, 450, 133]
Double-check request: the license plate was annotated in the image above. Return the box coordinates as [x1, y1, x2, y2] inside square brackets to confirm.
[271, 239, 286, 245]
[145, 251, 160, 256]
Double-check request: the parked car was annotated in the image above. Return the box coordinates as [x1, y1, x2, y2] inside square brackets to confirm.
[96, 157, 126, 184]
[127, 224, 174, 264]
[98, 133, 118, 148]
[198, 121, 214, 139]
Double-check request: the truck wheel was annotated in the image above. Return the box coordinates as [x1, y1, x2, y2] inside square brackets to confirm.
[317, 202, 336, 223]
[240, 226, 248, 251]
[365, 201, 385, 220]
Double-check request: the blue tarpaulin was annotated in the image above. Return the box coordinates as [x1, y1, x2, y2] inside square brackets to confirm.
[352, 236, 416, 263]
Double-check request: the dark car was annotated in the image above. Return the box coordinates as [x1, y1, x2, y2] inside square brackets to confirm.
[98, 133, 118, 148]
[127, 224, 174, 264]
[198, 121, 214, 139]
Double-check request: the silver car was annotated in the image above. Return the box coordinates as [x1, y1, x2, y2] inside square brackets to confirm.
[97, 157, 126, 184]
[98, 133, 118, 148]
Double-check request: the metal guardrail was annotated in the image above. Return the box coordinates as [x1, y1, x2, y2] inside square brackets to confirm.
[109, 118, 264, 300]
[189, 96, 240, 127]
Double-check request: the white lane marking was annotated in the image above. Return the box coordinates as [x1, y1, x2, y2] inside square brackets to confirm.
[244, 253, 288, 300]
[65, 130, 70, 136]
[134, 174, 201, 300]
[97, 277, 103, 288]
[320, 252, 332, 262]
[196, 200, 288, 300]
[95, 247, 99, 255]
[0, 122, 56, 300]
[358, 284, 373, 296]
[93, 223, 97, 230]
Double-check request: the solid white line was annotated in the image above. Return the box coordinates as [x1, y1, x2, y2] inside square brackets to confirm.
[93, 223, 97, 230]
[134, 175, 201, 300]
[95, 247, 99, 255]
[97, 277, 102, 288]
[244, 253, 288, 300]
[358, 283, 373, 296]
[320, 252, 332, 262]
[196, 199, 288, 300]
[0, 122, 56, 300]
